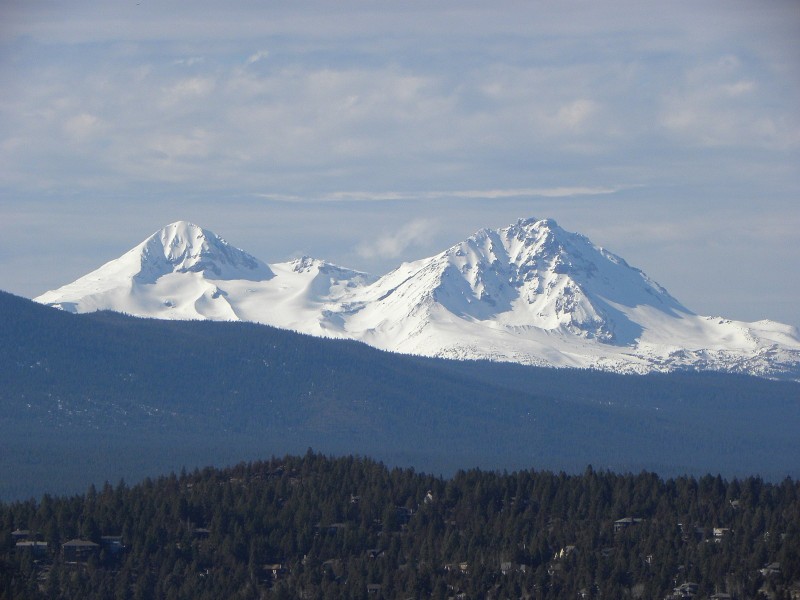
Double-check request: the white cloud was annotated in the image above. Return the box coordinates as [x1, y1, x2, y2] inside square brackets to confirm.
[659, 56, 800, 149]
[150, 129, 211, 159]
[173, 57, 205, 67]
[245, 50, 269, 65]
[451, 186, 625, 199]
[63, 113, 103, 141]
[723, 80, 755, 96]
[159, 77, 215, 108]
[5, 9, 796, 194]
[357, 219, 439, 260]
[554, 99, 598, 131]
[257, 186, 628, 203]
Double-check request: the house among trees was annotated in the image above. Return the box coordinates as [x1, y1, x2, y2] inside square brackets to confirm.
[670, 581, 698, 598]
[614, 517, 644, 533]
[100, 535, 124, 555]
[499, 561, 526, 575]
[315, 523, 347, 535]
[713, 527, 731, 541]
[263, 563, 287, 580]
[444, 562, 469, 574]
[15, 540, 48, 557]
[321, 558, 342, 577]
[62, 539, 100, 563]
[553, 545, 577, 560]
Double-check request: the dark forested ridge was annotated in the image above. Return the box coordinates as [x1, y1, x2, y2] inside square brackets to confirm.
[1, 290, 799, 501]
[1, 452, 798, 599]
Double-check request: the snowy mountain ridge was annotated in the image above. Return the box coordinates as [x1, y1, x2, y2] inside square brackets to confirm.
[35, 219, 800, 378]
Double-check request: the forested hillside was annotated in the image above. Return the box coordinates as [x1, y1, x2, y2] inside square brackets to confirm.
[1, 290, 799, 500]
[1, 453, 798, 599]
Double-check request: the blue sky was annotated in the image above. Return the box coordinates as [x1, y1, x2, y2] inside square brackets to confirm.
[1, 1, 798, 327]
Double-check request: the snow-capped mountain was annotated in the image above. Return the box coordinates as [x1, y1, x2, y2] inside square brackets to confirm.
[35, 221, 373, 332]
[338, 218, 685, 350]
[35, 219, 800, 378]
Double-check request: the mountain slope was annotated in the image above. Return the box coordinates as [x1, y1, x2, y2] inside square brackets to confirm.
[338, 218, 800, 377]
[35, 221, 274, 320]
[36, 221, 373, 333]
[3, 290, 800, 500]
[349, 218, 685, 342]
[338, 217, 681, 355]
[34, 219, 800, 378]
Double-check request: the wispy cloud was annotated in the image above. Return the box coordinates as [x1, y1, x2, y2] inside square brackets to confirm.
[257, 186, 629, 203]
[356, 219, 439, 260]
[158, 77, 216, 108]
[554, 99, 598, 131]
[3, 10, 797, 196]
[62, 113, 103, 141]
[658, 56, 800, 149]
[172, 57, 204, 67]
[245, 50, 269, 65]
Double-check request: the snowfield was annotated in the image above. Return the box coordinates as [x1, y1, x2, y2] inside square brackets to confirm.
[35, 219, 800, 379]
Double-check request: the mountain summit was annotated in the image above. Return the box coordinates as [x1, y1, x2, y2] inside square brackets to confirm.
[35, 221, 274, 318]
[35, 218, 800, 378]
[346, 218, 687, 347]
[136, 221, 274, 283]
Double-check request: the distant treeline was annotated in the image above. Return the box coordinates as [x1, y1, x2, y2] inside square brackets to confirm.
[1, 452, 798, 599]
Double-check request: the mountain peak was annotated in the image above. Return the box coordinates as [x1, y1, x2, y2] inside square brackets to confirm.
[159, 220, 207, 249]
[429, 216, 688, 342]
[515, 216, 556, 229]
[137, 221, 274, 283]
[34, 221, 275, 314]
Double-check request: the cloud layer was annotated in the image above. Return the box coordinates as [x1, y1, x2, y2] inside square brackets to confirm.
[3, 2, 797, 198]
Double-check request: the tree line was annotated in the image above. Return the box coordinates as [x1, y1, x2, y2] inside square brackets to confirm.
[1, 451, 798, 599]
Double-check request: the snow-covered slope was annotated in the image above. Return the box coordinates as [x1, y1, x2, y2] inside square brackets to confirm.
[35, 222, 374, 334]
[36, 221, 274, 319]
[35, 219, 800, 378]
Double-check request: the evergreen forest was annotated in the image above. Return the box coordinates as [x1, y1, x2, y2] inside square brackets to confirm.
[1, 452, 799, 599]
[2, 290, 799, 501]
